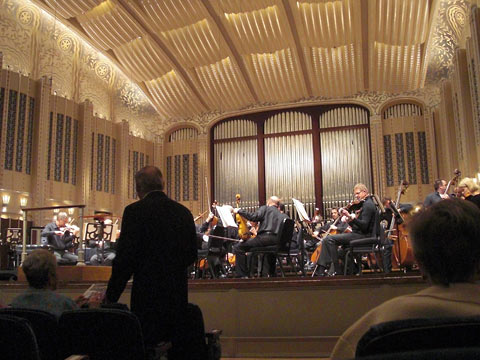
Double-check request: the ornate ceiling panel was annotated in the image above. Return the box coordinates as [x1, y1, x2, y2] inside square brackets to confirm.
[27, 0, 467, 126]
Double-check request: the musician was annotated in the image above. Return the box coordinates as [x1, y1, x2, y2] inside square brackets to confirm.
[195, 212, 215, 250]
[41, 212, 78, 264]
[423, 179, 449, 207]
[314, 208, 348, 238]
[89, 218, 117, 266]
[233, 196, 288, 277]
[314, 184, 376, 276]
[458, 177, 480, 210]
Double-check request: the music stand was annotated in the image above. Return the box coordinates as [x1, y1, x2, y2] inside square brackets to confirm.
[6, 228, 22, 246]
[82, 222, 116, 265]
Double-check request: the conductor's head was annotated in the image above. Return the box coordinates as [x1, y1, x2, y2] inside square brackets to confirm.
[135, 166, 164, 199]
[409, 199, 480, 286]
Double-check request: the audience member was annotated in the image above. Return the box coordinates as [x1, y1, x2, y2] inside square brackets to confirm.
[10, 249, 78, 317]
[330, 199, 480, 359]
[104, 166, 197, 359]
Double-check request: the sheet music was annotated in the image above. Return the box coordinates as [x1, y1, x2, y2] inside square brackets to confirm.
[216, 205, 238, 228]
[292, 198, 310, 221]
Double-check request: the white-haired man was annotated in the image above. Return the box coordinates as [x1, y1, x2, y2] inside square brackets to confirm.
[41, 212, 78, 264]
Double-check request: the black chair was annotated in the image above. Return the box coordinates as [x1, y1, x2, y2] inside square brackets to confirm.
[59, 308, 145, 360]
[195, 226, 227, 279]
[248, 218, 295, 277]
[343, 207, 385, 275]
[0, 314, 41, 360]
[356, 316, 480, 358]
[0, 308, 60, 360]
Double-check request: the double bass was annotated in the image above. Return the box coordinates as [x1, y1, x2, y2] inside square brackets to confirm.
[389, 180, 414, 269]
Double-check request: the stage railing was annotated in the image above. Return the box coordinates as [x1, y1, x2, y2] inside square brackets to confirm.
[20, 205, 86, 265]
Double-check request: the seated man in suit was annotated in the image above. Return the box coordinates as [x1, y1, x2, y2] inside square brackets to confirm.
[233, 196, 288, 277]
[331, 199, 480, 359]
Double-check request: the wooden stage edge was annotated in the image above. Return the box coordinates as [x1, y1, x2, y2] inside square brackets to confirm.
[11, 265, 425, 288]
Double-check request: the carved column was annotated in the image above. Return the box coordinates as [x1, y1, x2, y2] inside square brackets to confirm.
[198, 129, 208, 212]
[153, 134, 164, 173]
[30, 76, 52, 226]
[78, 100, 94, 216]
[116, 120, 130, 212]
[424, 106, 439, 184]
[369, 114, 384, 197]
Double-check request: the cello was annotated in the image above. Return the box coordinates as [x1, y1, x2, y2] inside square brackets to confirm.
[445, 169, 461, 196]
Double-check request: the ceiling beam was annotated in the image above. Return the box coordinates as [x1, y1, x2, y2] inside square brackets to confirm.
[281, 0, 313, 97]
[117, 0, 209, 112]
[200, 0, 259, 103]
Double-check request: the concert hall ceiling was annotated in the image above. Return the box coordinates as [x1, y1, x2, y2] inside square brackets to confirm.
[30, 0, 469, 124]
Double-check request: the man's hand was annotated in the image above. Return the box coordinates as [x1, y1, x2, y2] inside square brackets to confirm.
[440, 193, 449, 199]
[54, 231, 64, 236]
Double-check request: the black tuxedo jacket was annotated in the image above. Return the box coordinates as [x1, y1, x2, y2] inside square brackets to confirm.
[106, 190, 197, 344]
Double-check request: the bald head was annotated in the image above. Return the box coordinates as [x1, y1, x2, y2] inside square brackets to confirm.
[267, 196, 280, 208]
[135, 166, 164, 199]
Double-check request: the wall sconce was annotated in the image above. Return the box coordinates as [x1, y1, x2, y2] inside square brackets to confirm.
[20, 197, 28, 207]
[2, 194, 10, 206]
[53, 208, 60, 214]
[68, 208, 74, 215]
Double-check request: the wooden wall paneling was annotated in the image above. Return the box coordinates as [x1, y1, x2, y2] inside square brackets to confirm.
[438, 81, 459, 178]
[452, 49, 478, 177]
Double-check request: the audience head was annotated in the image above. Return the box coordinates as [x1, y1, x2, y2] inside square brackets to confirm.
[409, 199, 480, 286]
[278, 203, 286, 213]
[22, 249, 57, 290]
[433, 179, 447, 193]
[135, 166, 164, 199]
[458, 177, 480, 197]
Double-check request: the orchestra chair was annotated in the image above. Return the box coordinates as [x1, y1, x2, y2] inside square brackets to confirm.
[355, 316, 480, 358]
[248, 217, 295, 277]
[288, 227, 306, 276]
[342, 207, 386, 275]
[59, 308, 145, 360]
[0, 314, 41, 360]
[0, 308, 61, 360]
[195, 226, 227, 279]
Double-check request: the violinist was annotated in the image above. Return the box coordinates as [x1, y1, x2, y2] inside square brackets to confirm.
[314, 183, 376, 276]
[314, 208, 348, 239]
[41, 212, 78, 264]
[195, 211, 216, 250]
[423, 179, 449, 208]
